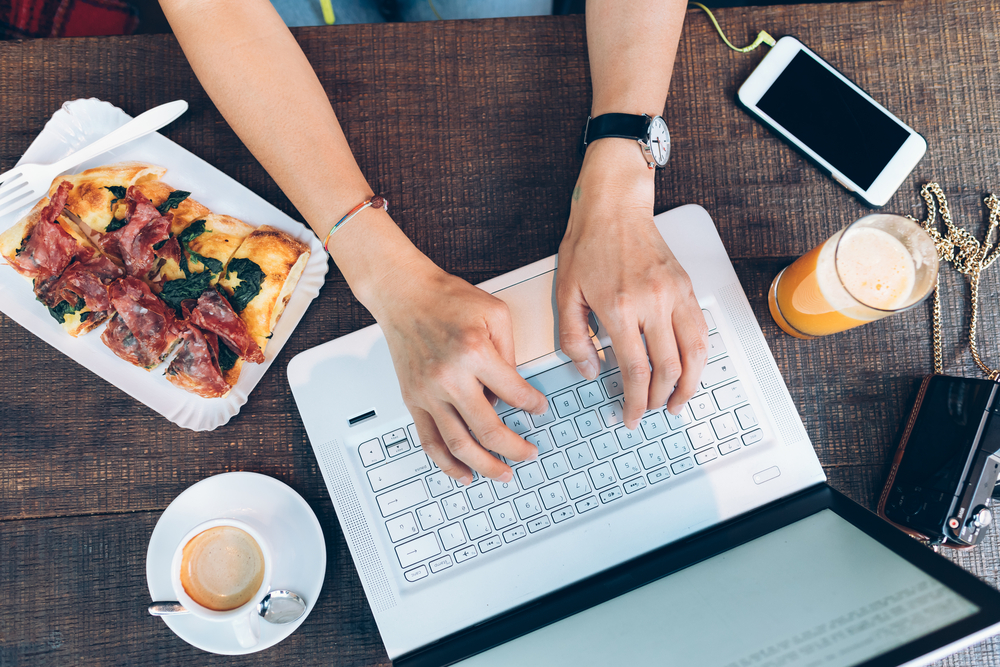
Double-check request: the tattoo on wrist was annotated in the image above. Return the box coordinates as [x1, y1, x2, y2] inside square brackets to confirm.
[572, 186, 581, 202]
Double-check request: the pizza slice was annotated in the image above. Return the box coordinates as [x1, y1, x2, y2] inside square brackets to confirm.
[216, 225, 310, 354]
[0, 181, 121, 335]
[150, 213, 254, 289]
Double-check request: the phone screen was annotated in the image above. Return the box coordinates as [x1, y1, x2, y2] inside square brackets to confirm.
[756, 50, 910, 190]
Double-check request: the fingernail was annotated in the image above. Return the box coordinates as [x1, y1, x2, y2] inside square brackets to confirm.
[627, 419, 639, 430]
[525, 448, 538, 462]
[459, 475, 473, 486]
[575, 360, 597, 380]
[498, 471, 513, 483]
[490, 396, 499, 407]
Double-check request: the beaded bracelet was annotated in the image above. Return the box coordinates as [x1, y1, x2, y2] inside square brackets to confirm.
[323, 195, 388, 254]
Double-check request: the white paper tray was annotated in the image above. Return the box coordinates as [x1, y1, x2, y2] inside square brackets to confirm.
[0, 98, 328, 431]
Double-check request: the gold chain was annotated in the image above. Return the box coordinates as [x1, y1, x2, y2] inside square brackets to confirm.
[907, 183, 1000, 380]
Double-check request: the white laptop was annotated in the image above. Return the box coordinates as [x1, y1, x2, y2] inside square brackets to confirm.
[288, 205, 1000, 667]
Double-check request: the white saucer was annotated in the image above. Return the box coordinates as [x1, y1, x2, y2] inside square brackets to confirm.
[146, 472, 326, 655]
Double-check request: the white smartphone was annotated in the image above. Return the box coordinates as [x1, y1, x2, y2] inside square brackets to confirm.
[737, 36, 926, 207]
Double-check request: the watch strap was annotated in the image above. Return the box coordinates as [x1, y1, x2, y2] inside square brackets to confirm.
[583, 113, 650, 148]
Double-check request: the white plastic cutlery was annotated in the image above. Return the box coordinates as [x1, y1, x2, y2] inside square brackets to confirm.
[0, 99, 188, 219]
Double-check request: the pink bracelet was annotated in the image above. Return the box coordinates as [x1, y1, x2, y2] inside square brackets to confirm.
[323, 195, 388, 253]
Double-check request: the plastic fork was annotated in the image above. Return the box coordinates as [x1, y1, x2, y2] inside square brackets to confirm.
[0, 100, 189, 220]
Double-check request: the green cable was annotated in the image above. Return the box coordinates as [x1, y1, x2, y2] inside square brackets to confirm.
[689, 2, 775, 53]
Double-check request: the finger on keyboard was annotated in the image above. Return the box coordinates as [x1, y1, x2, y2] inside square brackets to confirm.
[667, 304, 710, 413]
[411, 407, 471, 484]
[451, 389, 538, 472]
[604, 321, 650, 430]
[431, 400, 511, 483]
[645, 320, 681, 410]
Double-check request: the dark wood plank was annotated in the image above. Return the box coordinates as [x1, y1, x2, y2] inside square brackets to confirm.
[2, 3, 1000, 664]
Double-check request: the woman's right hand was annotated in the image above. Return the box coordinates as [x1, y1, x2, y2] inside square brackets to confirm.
[360, 241, 549, 486]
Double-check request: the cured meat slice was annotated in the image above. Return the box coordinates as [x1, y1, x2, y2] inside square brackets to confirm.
[38, 251, 125, 314]
[101, 313, 158, 368]
[97, 187, 171, 277]
[6, 181, 80, 280]
[102, 276, 181, 368]
[165, 325, 232, 398]
[187, 289, 265, 363]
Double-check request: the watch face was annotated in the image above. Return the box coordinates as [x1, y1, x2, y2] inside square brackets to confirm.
[648, 116, 670, 166]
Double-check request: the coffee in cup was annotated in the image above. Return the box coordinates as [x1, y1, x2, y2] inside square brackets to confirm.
[180, 525, 266, 611]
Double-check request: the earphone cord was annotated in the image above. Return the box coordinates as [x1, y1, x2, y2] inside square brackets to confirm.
[688, 3, 775, 53]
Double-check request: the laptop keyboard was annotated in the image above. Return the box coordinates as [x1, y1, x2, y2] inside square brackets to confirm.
[358, 308, 764, 583]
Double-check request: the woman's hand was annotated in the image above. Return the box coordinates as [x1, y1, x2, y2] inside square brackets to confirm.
[366, 251, 548, 486]
[557, 139, 708, 430]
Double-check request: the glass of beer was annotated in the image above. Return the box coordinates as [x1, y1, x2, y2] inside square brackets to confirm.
[768, 214, 939, 339]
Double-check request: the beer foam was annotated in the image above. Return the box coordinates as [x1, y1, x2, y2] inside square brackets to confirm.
[180, 526, 265, 611]
[817, 226, 916, 314]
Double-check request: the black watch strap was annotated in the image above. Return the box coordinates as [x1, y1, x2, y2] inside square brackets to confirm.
[582, 113, 650, 152]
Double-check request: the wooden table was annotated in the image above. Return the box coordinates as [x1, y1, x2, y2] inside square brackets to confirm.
[3, 2, 1000, 664]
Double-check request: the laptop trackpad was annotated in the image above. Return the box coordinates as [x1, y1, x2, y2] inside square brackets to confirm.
[490, 269, 560, 367]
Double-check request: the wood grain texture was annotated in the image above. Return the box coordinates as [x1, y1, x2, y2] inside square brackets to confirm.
[2, 3, 1000, 664]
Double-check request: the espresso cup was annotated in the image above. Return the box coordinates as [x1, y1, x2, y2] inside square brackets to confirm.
[170, 518, 273, 648]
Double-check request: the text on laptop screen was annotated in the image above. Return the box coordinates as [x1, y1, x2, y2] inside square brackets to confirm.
[457, 510, 979, 667]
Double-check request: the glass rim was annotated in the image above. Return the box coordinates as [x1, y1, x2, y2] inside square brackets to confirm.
[832, 214, 939, 314]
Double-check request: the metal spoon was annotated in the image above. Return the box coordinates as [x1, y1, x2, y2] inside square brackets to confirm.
[148, 590, 307, 624]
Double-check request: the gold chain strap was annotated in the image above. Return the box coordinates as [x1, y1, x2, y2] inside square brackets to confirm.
[907, 183, 1000, 380]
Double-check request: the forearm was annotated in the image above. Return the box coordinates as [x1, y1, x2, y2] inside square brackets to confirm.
[586, 0, 687, 117]
[158, 0, 423, 305]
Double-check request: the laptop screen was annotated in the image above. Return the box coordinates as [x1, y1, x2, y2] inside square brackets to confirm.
[455, 509, 979, 667]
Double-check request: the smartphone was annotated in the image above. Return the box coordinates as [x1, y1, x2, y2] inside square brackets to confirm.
[737, 36, 927, 207]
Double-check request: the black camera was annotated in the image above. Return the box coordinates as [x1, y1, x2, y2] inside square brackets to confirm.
[878, 375, 1000, 547]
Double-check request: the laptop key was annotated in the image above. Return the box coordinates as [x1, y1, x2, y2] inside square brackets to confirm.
[426, 471, 454, 498]
[429, 555, 453, 573]
[396, 533, 441, 569]
[686, 422, 715, 450]
[527, 516, 551, 533]
[707, 332, 726, 359]
[442, 491, 470, 520]
[665, 406, 693, 430]
[404, 565, 429, 582]
[624, 477, 647, 494]
[386, 512, 419, 542]
[368, 451, 431, 493]
[735, 405, 758, 430]
[742, 429, 764, 446]
[600, 401, 624, 428]
[529, 402, 557, 428]
[492, 478, 519, 500]
[612, 452, 641, 479]
[439, 522, 468, 549]
[539, 482, 567, 509]
[526, 431, 554, 455]
[600, 487, 623, 503]
[407, 423, 422, 449]
[553, 391, 581, 418]
[711, 413, 739, 440]
[639, 413, 667, 440]
[662, 433, 690, 460]
[479, 535, 503, 553]
[592, 433, 618, 459]
[564, 472, 591, 499]
[489, 502, 517, 530]
[638, 442, 666, 469]
[552, 507, 575, 523]
[713, 381, 748, 410]
[647, 467, 670, 484]
[503, 526, 527, 543]
[359, 439, 385, 467]
[454, 546, 477, 563]
[541, 452, 570, 479]
[566, 443, 594, 470]
[377, 480, 428, 517]
[575, 410, 602, 437]
[700, 357, 738, 388]
[513, 492, 542, 520]
[589, 462, 616, 490]
[383, 428, 407, 447]
[719, 439, 741, 456]
[695, 448, 718, 465]
[516, 462, 545, 489]
[689, 395, 716, 420]
[575, 496, 599, 513]
[577, 381, 604, 408]
[614, 425, 643, 450]
[602, 371, 624, 398]
[467, 482, 495, 510]
[503, 411, 532, 435]
[550, 421, 579, 448]
[416, 503, 444, 530]
[463, 513, 491, 541]
[702, 309, 717, 331]
[386, 440, 410, 457]
[671, 457, 694, 475]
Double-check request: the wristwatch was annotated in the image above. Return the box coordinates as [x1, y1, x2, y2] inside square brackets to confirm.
[580, 113, 670, 169]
